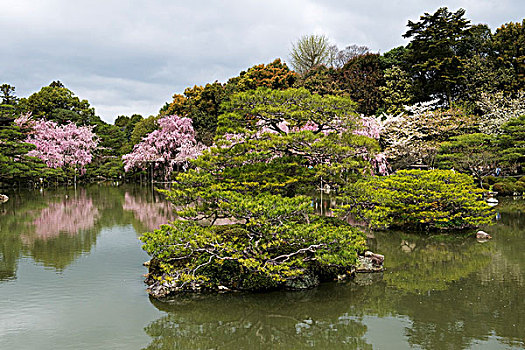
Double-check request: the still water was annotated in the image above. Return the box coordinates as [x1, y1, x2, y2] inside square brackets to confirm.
[0, 184, 523, 349]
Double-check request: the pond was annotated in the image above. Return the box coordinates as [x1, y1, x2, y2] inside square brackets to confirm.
[0, 184, 523, 349]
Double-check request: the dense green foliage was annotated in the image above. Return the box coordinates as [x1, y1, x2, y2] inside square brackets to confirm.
[403, 8, 471, 105]
[293, 65, 342, 96]
[492, 19, 525, 91]
[114, 114, 143, 152]
[338, 53, 384, 115]
[337, 170, 494, 230]
[140, 88, 376, 294]
[435, 114, 525, 181]
[437, 133, 498, 183]
[16, 82, 100, 125]
[0, 123, 60, 185]
[0, 84, 18, 119]
[142, 196, 367, 292]
[379, 65, 414, 115]
[498, 115, 525, 172]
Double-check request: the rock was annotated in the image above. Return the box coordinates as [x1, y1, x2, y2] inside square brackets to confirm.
[364, 250, 384, 265]
[284, 272, 319, 290]
[486, 197, 498, 205]
[401, 240, 416, 253]
[401, 245, 413, 253]
[0, 194, 8, 203]
[337, 274, 347, 281]
[356, 251, 384, 272]
[476, 230, 492, 240]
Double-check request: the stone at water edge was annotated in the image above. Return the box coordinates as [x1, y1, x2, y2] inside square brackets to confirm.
[401, 240, 416, 253]
[356, 251, 385, 272]
[486, 197, 498, 207]
[364, 250, 384, 265]
[476, 230, 492, 240]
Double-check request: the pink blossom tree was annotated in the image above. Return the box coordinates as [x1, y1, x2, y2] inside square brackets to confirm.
[353, 116, 391, 175]
[15, 113, 99, 181]
[122, 115, 204, 179]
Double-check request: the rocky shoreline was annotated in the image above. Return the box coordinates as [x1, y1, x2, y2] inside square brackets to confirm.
[144, 251, 384, 299]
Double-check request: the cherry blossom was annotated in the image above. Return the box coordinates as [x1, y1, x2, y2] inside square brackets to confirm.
[30, 194, 99, 239]
[122, 115, 205, 178]
[15, 114, 99, 174]
[353, 116, 382, 140]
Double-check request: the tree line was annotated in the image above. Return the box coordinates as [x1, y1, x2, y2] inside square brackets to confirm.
[0, 7, 523, 188]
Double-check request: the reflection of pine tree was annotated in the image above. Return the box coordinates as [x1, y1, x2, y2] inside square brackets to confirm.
[366, 205, 525, 349]
[144, 287, 373, 350]
[372, 230, 492, 293]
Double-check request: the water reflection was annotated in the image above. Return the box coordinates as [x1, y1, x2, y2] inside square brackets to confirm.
[123, 191, 176, 232]
[144, 287, 373, 350]
[1, 187, 524, 349]
[27, 191, 99, 239]
[0, 184, 174, 278]
[144, 199, 525, 350]
[370, 232, 493, 293]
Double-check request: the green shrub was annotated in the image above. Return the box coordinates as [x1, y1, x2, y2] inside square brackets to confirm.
[515, 181, 525, 193]
[141, 194, 368, 294]
[484, 175, 497, 185]
[337, 169, 495, 230]
[492, 182, 517, 195]
[493, 182, 505, 193]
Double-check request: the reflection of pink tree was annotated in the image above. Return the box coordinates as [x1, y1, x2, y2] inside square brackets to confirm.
[123, 192, 175, 231]
[22, 192, 99, 242]
[15, 114, 99, 175]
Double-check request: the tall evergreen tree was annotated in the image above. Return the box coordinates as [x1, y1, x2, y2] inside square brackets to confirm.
[338, 53, 384, 115]
[492, 19, 525, 92]
[16, 83, 100, 125]
[403, 7, 471, 105]
[0, 84, 18, 119]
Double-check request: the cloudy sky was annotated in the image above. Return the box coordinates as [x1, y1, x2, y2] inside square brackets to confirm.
[1, 0, 523, 123]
